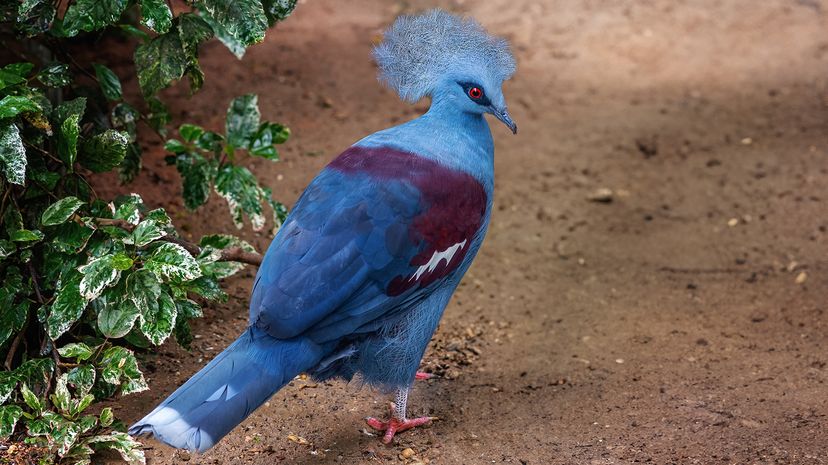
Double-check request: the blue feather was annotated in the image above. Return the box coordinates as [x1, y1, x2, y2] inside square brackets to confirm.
[128, 327, 326, 452]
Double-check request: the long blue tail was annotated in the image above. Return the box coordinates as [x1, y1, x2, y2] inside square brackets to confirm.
[129, 327, 325, 452]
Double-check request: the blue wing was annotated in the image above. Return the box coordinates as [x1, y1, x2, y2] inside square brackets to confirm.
[249, 146, 488, 343]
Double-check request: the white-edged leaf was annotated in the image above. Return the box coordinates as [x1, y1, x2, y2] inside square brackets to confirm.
[57, 342, 94, 361]
[87, 431, 146, 464]
[47, 272, 88, 340]
[144, 243, 202, 282]
[0, 405, 23, 440]
[98, 346, 147, 395]
[41, 196, 85, 226]
[0, 122, 26, 185]
[128, 218, 166, 247]
[138, 290, 176, 345]
[78, 254, 121, 300]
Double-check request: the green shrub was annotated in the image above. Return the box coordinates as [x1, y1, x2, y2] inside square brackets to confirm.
[0, 1, 296, 463]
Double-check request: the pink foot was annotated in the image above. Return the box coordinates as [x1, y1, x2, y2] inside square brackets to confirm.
[365, 404, 436, 444]
[415, 371, 434, 380]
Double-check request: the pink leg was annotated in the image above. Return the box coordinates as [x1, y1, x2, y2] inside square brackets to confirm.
[415, 371, 434, 380]
[365, 389, 436, 444]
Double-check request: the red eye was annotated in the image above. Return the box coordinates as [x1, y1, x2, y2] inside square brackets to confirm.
[468, 87, 483, 99]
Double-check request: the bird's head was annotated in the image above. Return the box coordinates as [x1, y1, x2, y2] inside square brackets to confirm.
[373, 10, 518, 134]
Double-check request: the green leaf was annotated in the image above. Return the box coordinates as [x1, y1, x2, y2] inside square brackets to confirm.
[2, 204, 23, 236]
[134, 31, 188, 98]
[139, 290, 176, 345]
[0, 95, 40, 119]
[79, 254, 121, 300]
[95, 286, 141, 339]
[144, 243, 202, 282]
[53, 97, 86, 124]
[0, 372, 15, 405]
[176, 152, 214, 210]
[0, 239, 15, 259]
[119, 142, 142, 183]
[10, 228, 44, 242]
[198, 234, 255, 279]
[79, 129, 129, 173]
[181, 275, 226, 301]
[163, 139, 187, 154]
[47, 272, 88, 340]
[17, 0, 56, 37]
[2, 63, 33, 76]
[194, 130, 224, 153]
[67, 365, 96, 398]
[0, 122, 25, 185]
[262, 0, 297, 25]
[20, 383, 42, 412]
[111, 252, 134, 270]
[140, 0, 172, 33]
[113, 193, 143, 225]
[41, 196, 85, 226]
[0, 70, 25, 92]
[179, 124, 204, 143]
[98, 346, 147, 395]
[57, 342, 94, 361]
[63, 0, 128, 35]
[87, 431, 145, 464]
[199, 9, 246, 59]
[145, 207, 172, 226]
[214, 164, 267, 230]
[125, 269, 162, 310]
[0, 300, 28, 347]
[111, 103, 139, 141]
[0, 405, 22, 439]
[249, 121, 289, 159]
[146, 97, 170, 135]
[58, 113, 80, 168]
[50, 222, 95, 253]
[225, 94, 260, 149]
[27, 410, 81, 457]
[37, 62, 72, 87]
[178, 13, 214, 57]
[13, 358, 54, 393]
[92, 63, 123, 101]
[118, 23, 151, 41]
[99, 407, 113, 427]
[128, 218, 166, 247]
[50, 373, 72, 415]
[201, 0, 267, 47]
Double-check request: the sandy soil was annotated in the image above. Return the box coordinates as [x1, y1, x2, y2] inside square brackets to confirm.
[97, 0, 828, 463]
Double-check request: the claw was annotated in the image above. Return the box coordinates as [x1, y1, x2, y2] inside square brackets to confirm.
[364, 402, 435, 444]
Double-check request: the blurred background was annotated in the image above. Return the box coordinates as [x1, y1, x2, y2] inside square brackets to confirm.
[90, 0, 828, 463]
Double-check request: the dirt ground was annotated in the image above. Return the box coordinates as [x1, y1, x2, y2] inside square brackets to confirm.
[97, 0, 828, 463]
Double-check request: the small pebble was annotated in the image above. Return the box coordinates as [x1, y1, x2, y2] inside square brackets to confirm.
[795, 271, 807, 284]
[587, 188, 614, 203]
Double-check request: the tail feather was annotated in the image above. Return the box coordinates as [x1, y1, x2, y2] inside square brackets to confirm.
[129, 327, 324, 452]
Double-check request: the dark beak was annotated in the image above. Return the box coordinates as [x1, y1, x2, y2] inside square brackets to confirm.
[493, 107, 518, 134]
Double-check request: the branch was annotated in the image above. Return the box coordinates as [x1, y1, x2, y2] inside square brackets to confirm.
[29, 263, 61, 377]
[87, 217, 263, 266]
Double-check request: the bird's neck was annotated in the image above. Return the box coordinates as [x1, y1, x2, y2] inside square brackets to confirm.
[356, 95, 495, 192]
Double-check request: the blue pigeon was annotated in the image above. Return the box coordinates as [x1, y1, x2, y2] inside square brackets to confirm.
[129, 9, 516, 451]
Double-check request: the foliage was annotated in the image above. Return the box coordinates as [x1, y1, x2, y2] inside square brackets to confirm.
[0, 1, 297, 463]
